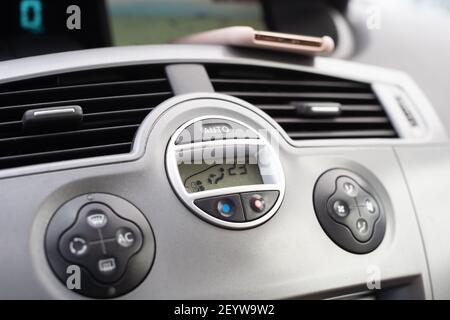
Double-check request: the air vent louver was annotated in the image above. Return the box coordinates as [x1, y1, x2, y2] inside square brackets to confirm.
[207, 64, 397, 140]
[0, 64, 172, 169]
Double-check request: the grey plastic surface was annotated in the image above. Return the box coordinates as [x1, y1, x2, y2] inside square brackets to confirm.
[395, 145, 450, 300]
[0, 92, 433, 299]
[346, 0, 450, 137]
[0, 45, 446, 299]
[165, 64, 214, 95]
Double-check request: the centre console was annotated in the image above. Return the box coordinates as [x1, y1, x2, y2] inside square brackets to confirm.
[36, 92, 424, 299]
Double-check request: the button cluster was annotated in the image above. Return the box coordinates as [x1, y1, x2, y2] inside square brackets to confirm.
[327, 177, 380, 242]
[46, 193, 155, 298]
[313, 169, 387, 254]
[194, 191, 279, 223]
[58, 203, 143, 284]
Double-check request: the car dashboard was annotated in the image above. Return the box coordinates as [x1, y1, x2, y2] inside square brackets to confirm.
[0, 44, 449, 299]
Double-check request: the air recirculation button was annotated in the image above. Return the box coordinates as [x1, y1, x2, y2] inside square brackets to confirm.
[46, 193, 155, 298]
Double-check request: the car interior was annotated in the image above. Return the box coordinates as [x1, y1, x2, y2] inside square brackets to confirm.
[1, 0, 450, 301]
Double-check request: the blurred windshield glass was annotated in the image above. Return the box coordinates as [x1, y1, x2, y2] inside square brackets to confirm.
[107, 0, 265, 45]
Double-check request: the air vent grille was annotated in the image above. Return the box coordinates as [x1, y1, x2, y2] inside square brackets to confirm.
[207, 64, 397, 140]
[0, 64, 172, 169]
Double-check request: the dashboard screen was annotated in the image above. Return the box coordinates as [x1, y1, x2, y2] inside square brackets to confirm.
[107, 0, 265, 46]
[0, 0, 110, 59]
[178, 163, 263, 193]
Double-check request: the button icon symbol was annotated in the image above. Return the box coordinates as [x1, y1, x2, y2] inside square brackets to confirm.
[222, 203, 231, 213]
[332, 200, 350, 217]
[343, 182, 357, 196]
[98, 258, 116, 273]
[356, 219, 369, 234]
[87, 213, 108, 229]
[116, 228, 135, 248]
[365, 199, 376, 213]
[69, 237, 88, 256]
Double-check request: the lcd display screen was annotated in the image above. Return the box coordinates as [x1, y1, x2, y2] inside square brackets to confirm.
[178, 163, 263, 193]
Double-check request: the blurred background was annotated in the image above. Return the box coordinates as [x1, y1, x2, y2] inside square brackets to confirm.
[108, 0, 266, 45]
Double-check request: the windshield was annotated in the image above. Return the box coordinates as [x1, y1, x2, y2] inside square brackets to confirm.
[0, 0, 265, 61]
[109, 0, 265, 45]
[0, 0, 449, 61]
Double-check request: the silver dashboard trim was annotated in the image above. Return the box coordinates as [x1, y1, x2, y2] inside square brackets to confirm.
[33, 108, 76, 116]
[165, 114, 285, 229]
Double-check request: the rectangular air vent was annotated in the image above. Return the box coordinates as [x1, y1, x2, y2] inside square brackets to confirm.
[207, 64, 397, 140]
[0, 64, 172, 169]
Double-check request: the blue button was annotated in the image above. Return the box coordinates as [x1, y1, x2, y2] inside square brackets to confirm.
[217, 200, 234, 218]
[222, 203, 231, 213]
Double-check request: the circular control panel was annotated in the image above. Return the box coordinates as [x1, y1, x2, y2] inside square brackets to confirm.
[46, 193, 155, 298]
[313, 169, 387, 254]
[166, 116, 285, 229]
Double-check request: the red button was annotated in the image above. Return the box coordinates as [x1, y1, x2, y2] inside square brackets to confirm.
[250, 195, 266, 212]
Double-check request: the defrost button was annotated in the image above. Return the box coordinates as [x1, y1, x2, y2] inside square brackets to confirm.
[87, 213, 108, 229]
[98, 257, 117, 274]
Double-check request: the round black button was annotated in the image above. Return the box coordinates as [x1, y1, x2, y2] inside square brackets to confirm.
[332, 200, 350, 217]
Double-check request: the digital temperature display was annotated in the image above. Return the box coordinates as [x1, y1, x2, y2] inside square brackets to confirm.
[178, 163, 263, 193]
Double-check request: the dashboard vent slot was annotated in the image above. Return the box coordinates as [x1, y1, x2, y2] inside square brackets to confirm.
[207, 64, 397, 140]
[0, 64, 172, 169]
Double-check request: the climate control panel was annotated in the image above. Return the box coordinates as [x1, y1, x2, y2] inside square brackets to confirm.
[313, 169, 387, 254]
[166, 116, 285, 229]
[46, 193, 155, 298]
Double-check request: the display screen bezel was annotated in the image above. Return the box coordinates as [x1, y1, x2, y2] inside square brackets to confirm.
[165, 113, 285, 230]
